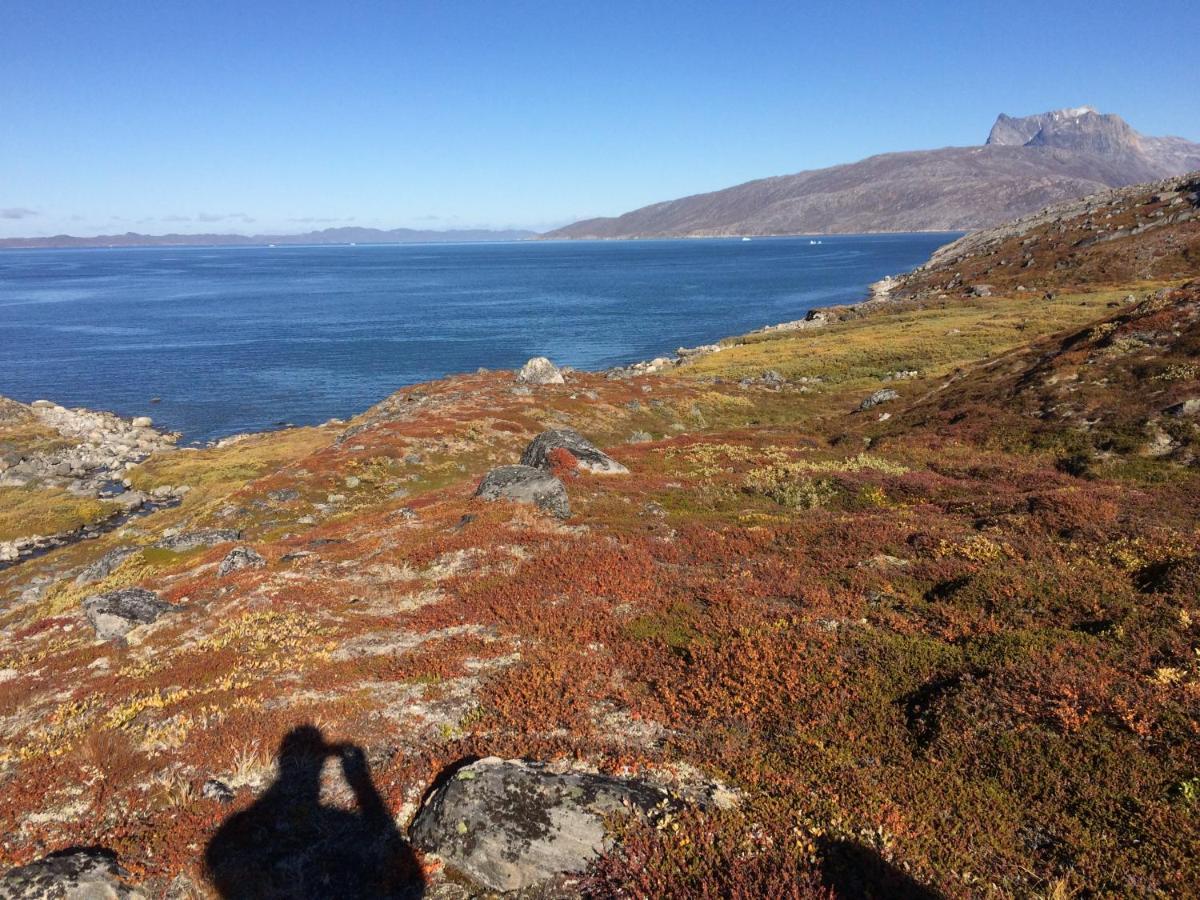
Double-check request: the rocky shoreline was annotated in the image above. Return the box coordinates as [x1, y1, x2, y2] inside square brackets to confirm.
[0, 270, 894, 569]
[0, 399, 182, 566]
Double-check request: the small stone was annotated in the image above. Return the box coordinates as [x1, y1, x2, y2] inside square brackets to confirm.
[859, 389, 899, 411]
[132, 416, 153, 428]
[202, 778, 235, 804]
[627, 430, 653, 444]
[344, 475, 361, 488]
[218, 546, 266, 577]
[761, 370, 785, 387]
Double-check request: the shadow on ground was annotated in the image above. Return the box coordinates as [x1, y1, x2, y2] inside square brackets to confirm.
[820, 838, 943, 899]
[205, 725, 424, 899]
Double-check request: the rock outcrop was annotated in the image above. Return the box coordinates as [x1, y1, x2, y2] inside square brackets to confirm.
[83, 587, 176, 640]
[410, 757, 672, 892]
[520, 428, 629, 475]
[475, 466, 570, 518]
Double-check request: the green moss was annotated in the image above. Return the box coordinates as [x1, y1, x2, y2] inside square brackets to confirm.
[0, 486, 120, 543]
[626, 603, 703, 651]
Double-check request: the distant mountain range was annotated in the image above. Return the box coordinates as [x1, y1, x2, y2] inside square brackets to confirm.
[543, 107, 1200, 239]
[0, 226, 536, 250]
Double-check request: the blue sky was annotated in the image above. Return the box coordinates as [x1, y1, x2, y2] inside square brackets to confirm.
[3, 0, 1197, 237]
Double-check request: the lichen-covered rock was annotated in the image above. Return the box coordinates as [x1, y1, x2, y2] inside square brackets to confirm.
[475, 465, 570, 518]
[83, 587, 176, 640]
[0, 847, 146, 899]
[155, 528, 241, 552]
[519, 428, 628, 475]
[410, 758, 671, 892]
[859, 388, 899, 411]
[515, 356, 565, 385]
[218, 546, 266, 577]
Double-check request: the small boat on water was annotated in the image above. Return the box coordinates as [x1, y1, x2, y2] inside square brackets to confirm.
[741, 237, 752, 242]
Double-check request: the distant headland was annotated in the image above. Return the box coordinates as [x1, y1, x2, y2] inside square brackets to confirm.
[0, 226, 537, 250]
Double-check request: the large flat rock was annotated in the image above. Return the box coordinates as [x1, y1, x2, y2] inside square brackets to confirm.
[410, 757, 671, 892]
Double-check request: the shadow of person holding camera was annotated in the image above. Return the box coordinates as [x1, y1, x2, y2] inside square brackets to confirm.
[205, 725, 424, 899]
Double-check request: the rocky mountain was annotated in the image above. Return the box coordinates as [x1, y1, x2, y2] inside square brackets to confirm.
[0, 226, 535, 251]
[544, 107, 1200, 238]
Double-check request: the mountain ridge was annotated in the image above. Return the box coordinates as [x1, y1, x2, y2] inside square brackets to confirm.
[544, 107, 1200, 239]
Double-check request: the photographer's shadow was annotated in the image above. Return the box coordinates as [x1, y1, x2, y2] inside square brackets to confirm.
[205, 725, 423, 899]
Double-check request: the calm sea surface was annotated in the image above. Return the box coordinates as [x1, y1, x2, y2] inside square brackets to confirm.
[0, 235, 956, 443]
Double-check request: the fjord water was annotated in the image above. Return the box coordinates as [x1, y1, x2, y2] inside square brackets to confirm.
[0, 235, 955, 442]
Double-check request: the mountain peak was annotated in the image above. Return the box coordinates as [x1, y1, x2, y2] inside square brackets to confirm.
[987, 106, 1114, 146]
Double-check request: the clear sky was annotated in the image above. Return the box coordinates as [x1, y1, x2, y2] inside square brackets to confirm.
[3, 0, 1197, 237]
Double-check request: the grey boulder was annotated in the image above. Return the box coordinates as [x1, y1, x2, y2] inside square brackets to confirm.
[515, 356, 565, 385]
[519, 428, 628, 475]
[155, 528, 241, 552]
[83, 587, 176, 640]
[0, 847, 146, 899]
[410, 757, 671, 893]
[218, 546, 266, 577]
[475, 466, 570, 518]
[859, 388, 900, 411]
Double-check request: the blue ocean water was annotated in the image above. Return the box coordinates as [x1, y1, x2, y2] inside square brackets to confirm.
[0, 235, 956, 443]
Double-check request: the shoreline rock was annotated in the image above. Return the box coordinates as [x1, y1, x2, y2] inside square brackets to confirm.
[0, 396, 177, 496]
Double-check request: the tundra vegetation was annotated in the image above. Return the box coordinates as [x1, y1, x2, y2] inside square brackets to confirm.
[0, 177, 1198, 897]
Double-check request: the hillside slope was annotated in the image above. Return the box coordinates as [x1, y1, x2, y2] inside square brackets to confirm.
[545, 108, 1200, 238]
[2, 176, 1199, 898]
